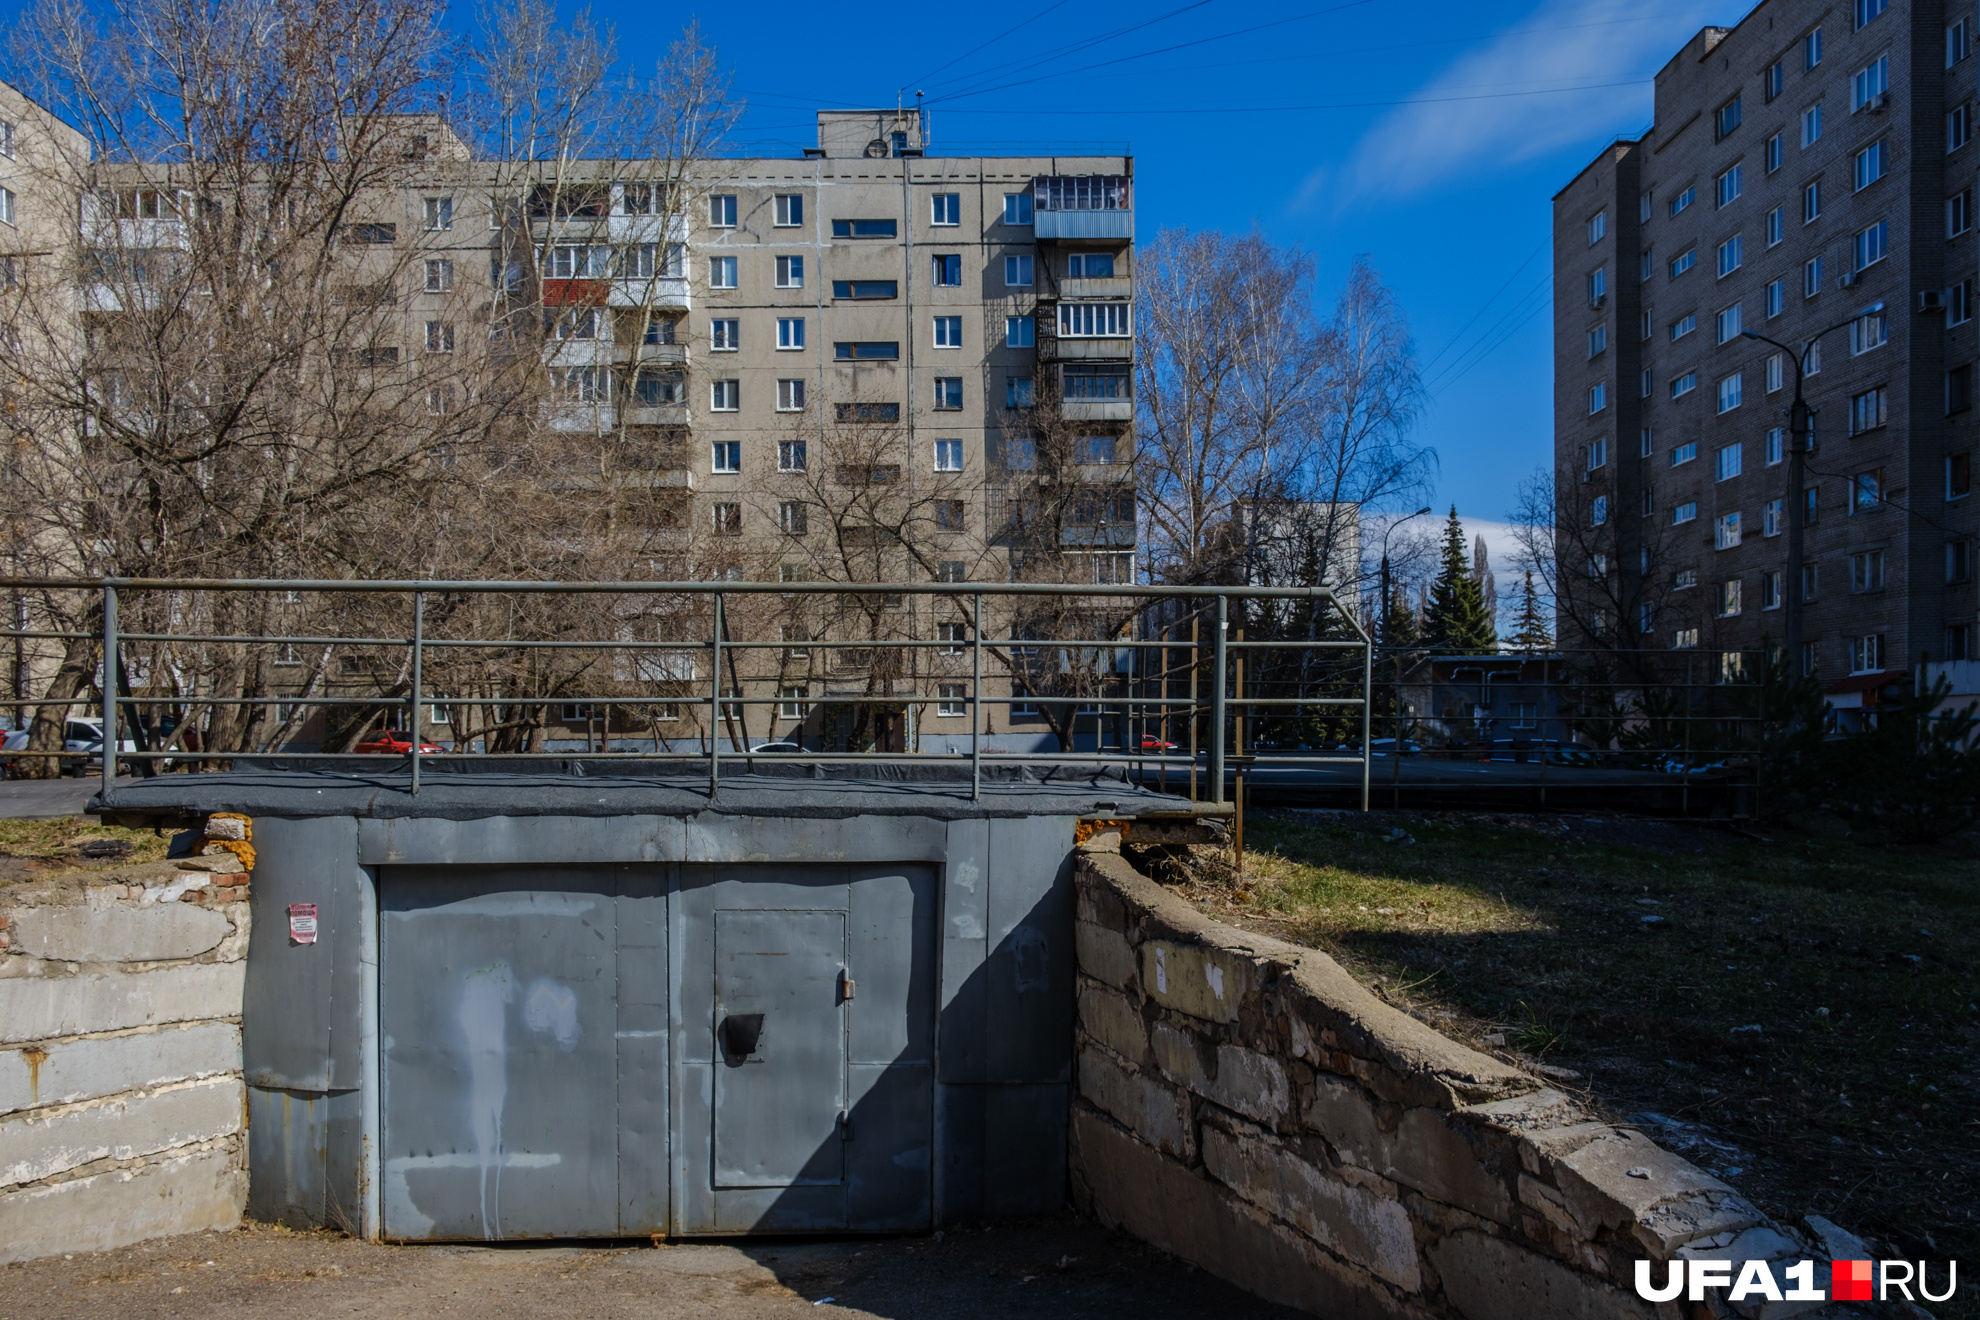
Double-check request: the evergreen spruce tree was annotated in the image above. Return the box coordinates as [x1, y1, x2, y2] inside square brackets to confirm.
[1510, 569, 1553, 653]
[1422, 507, 1497, 653]
[1382, 582, 1421, 650]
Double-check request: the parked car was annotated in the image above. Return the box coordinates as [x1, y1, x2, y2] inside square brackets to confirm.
[352, 728, 444, 755]
[1138, 734, 1181, 754]
[3, 719, 135, 776]
[747, 741, 802, 755]
[1367, 737, 1424, 756]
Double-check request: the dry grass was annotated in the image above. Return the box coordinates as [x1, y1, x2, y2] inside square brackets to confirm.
[0, 816, 174, 884]
[1167, 808, 1980, 1311]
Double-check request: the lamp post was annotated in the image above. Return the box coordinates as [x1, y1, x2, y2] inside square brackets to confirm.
[1741, 309, 1877, 674]
[1378, 507, 1435, 649]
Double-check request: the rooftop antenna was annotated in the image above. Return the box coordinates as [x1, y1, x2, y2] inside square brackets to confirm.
[916, 89, 927, 145]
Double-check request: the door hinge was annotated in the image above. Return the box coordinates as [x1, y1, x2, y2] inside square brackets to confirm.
[838, 967, 856, 1001]
[839, 1110, 854, 1142]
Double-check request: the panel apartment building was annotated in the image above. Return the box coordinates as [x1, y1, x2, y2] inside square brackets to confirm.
[0, 96, 1137, 753]
[1555, 0, 1979, 690]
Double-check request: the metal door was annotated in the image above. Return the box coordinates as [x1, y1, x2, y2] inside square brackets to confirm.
[379, 865, 668, 1240]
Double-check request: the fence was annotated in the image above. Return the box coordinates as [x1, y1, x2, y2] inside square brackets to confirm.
[0, 577, 1375, 808]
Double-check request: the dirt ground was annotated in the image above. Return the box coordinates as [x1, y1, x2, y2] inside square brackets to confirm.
[0, 1215, 1301, 1320]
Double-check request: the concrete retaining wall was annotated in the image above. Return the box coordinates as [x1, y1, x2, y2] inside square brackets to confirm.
[0, 853, 250, 1264]
[1068, 846, 1870, 1320]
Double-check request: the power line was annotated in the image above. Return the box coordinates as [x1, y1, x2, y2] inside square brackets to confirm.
[906, 0, 1073, 90]
[1421, 240, 1550, 374]
[926, 0, 1223, 105]
[1425, 272, 1554, 396]
[918, 79, 1652, 117]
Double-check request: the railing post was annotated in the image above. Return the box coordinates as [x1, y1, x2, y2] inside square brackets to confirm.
[101, 583, 117, 797]
[709, 592, 723, 797]
[1361, 627, 1372, 812]
[409, 590, 424, 797]
[1210, 593, 1228, 804]
[971, 591, 983, 801]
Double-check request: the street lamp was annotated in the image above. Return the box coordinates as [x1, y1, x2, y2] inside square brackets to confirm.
[1378, 507, 1435, 650]
[1741, 307, 1878, 675]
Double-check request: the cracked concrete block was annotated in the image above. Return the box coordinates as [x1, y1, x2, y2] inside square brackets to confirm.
[1428, 1230, 1657, 1320]
[1141, 940, 1247, 1023]
[1305, 1072, 1392, 1170]
[0, 1077, 244, 1187]
[1078, 1045, 1193, 1159]
[1078, 985, 1147, 1064]
[6, 904, 231, 964]
[1387, 1107, 1512, 1224]
[1151, 1021, 1209, 1089]
[1202, 1122, 1421, 1291]
[0, 1144, 245, 1265]
[0, 1022, 240, 1115]
[0, 964, 244, 1045]
[1075, 920, 1137, 992]
[1207, 1045, 1290, 1125]
[1552, 1128, 1754, 1251]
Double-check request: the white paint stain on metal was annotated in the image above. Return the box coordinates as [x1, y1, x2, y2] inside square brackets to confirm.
[522, 979, 581, 1052]
[458, 960, 514, 1240]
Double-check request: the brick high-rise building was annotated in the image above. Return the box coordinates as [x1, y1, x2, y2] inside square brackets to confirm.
[1555, 0, 1976, 692]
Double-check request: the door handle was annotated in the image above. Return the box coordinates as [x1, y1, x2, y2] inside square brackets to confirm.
[719, 1012, 764, 1064]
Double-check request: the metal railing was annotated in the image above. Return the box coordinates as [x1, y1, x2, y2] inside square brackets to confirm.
[0, 577, 1375, 809]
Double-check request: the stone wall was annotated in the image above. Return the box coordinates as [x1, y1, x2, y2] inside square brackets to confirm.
[0, 847, 251, 1264]
[1068, 846, 1874, 1320]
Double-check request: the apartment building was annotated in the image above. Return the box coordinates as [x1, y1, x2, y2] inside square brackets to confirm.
[1555, 0, 1974, 687]
[0, 100, 1136, 753]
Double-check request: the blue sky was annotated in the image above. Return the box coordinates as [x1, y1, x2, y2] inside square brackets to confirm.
[593, 0, 1749, 539]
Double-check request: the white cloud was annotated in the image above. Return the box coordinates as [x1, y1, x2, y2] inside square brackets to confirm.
[1317, 0, 1723, 205]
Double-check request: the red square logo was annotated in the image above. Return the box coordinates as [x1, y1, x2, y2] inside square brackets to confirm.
[1833, 1259, 1874, 1302]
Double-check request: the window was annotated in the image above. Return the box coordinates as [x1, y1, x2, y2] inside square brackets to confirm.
[1675, 568, 1699, 590]
[351, 222, 396, 244]
[425, 385, 454, 415]
[1950, 624, 1975, 661]
[644, 315, 677, 345]
[1951, 451, 1972, 497]
[1671, 312, 1697, 340]
[1588, 211, 1607, 244]
[1855, 219, 1888, 270]
[834, 341, 900, 360]
[1060, 302, 1131, 337]
[1954, 278, 1975, 325]
[1671, 372, 1698, 399]
[1671, 185, 1696, 216]
[424, 196, 453, 230]
[553, 307, 605, 341]
[1803, 178, 1821, 223]
[423, 258, 453, 292]
[831, 218, 897, 238]
[1764, 498, 1785, 536]
[1674, 628, 1700, 650]
[774, 255, 804, 288]
[1952, 365, 1974, 413]
[711, 440, 741, 473]
[1006, 315, 1035, 348]
[1640, 310, 1652, 340]
[1767, 205, 1784, 245]
[1006, 377, 1035, 409]
[774, 193, 804, 227]
[1065, 364, 1131, 400]
[1760, 570, 1782, 610]
[996, 193, 1033, 228]
[1767, 278, 1785, 317]
[1805, 255, 1824, 297]
[710, 379, 739, 411]
[1951, 541, 1973, 583]
[1849, 634, 1886, 673]
[1591, 495, 1609, 526]
[1587, 436, 1609, 470]
[710, 318, 739, 351]
[713, 502, 741, 535]
[1854, 140, 1886, 190]
[776, 686, 809, 722]
[1589, 382, 1608, 413]
[1806, 27, 1824, 68]
[1669, 249, 1695, 279]
[709, 256, 737, 289]
[1640, 427, 1655, 457]
[779, 439, 808, 472]
[1718, 373, 1744, 412]
[1954, 16, 1973, 64]
[835, 402, 900, 423]
[1717, 235, 1743, 277]
[1854, 0, 1888, 28]
[1640, 369, 1654, 398]
[931, 193, 961, 226]
[1715, 302, 1742, 343]
[1850, 309, 1888, 354]
[1716, 511, 1743, 548]
[1641, 249, 1654, 282]
[1850, 548, 1886, 590]
[833, 279, 897, 300]
[1954, 190, 1975, 237]
[424, 320, 454, 353]
[932, 254, 962, 286]
[0, 121, 12, 159]
[1765, 60, 1785, 101]
[1852, 468, 1885, 510]
[934, 315, 963, 348]
[1717, 580, 1744, 616]
[1641, 488, 1655, 516]
[1068, 252, 1116, 278]
[1590, 267, 1609, 303]
[1717, 164, 1742, 206]
[937, 684, 969, 718]
[777, 317, 805, 350]
[1717, 442, 1743, 480]
[1806, 485, 1821, 525]
[1077, 436, 1120, 465]
[1849, 387, 1887, 432]
[1716, 97, 1743, 139]
[1641, 190, 1654, 223]
[1673, 501, 1699, 524]
[1004, 255, 1034, 287]
[1851, 57, 1889, 112]
[1006, 436, 1037, 470]
[1767, 426, 1786, 464]
[709, 194, 737, 227]
[631, 371, 682, 406]
[1766, 354, 1784, 393]
[934, 378, 962, 410]
[935, 438, 963, 472]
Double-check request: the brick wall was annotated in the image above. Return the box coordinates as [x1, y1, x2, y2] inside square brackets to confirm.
[0, 843, 251, 1264]
[1068, 845, 1875, 1319]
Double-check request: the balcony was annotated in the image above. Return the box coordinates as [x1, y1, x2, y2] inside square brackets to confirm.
[1062, 398, 1133, 422]
[632, 343, 689, 367]
[618, 469, 693, 490]
[1036, 210, 1132, 241]
[1046, 337, 1133, 362]
[1057, 277, 1132, 300]
[606, 276, 690, 309]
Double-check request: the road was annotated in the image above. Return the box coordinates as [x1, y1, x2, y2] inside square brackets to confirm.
[0, 774, 108, 819]
[1130, 753, 1736, 812]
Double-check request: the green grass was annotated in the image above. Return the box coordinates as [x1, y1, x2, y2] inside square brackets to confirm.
[1168, 808, 1980, 1304]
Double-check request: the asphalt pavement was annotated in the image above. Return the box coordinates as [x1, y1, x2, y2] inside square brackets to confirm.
[0, 774, 107, 819]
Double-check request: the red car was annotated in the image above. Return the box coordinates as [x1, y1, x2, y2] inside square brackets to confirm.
[1139, 735, 1182, 754]
[352, 729, 444, 755]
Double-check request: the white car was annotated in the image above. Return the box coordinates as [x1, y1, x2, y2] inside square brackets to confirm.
[2, 719, 138, 777]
